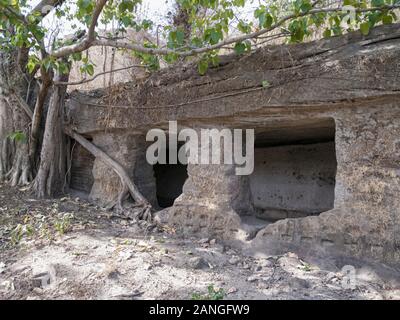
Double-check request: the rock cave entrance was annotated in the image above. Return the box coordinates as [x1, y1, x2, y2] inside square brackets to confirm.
[248, 118, 337, 222]
[153, 148, 188, 208]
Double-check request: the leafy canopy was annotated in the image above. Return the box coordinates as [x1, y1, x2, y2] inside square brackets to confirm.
[0, 0, 399, 77]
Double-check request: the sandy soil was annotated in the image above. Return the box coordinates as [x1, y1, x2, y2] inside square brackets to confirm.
[1, 183, 399, 300]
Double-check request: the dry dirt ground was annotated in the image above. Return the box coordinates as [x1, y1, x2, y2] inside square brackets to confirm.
[0, 183, 400, 300]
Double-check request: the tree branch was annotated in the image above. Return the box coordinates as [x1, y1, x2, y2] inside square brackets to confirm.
[51, 0, 108, 58]
[54, 64, 147, 86]
[2, 1, 65, 56]
[9, 93, 33, 120]
[30, 0, 65, 18]
[51, 4, 400, 59]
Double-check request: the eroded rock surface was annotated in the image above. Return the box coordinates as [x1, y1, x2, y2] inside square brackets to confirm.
[66, 24, 400, 267]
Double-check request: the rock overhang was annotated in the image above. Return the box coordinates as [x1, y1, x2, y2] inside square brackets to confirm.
[65, 23, 400, 267]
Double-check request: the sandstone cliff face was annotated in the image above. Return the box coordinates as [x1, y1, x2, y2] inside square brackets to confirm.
[66, 24, 400, 267]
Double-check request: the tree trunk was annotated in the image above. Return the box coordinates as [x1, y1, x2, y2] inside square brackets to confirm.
[7, 98, 32, 186]
[30, 69, 52, 167]
[33, 72, 69, 198]
[0, 48, 34, 186]
[0, 97, 14, 181]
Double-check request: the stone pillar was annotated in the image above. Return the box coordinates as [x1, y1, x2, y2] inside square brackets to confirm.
[166, 127, 253, 238]
[89, 132, 157, 207]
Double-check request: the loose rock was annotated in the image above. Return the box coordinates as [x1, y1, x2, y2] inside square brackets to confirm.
[188, 257, 208, 270]
[247, 275, 258, 282]
[228, 256, 240, 265]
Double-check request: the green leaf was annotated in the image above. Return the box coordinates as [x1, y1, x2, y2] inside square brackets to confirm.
[288, 19, 307, 43]
[210, 30, 222, 44]
[176, 30, 185, 45]
[323, 29, 331, 38]
[262, 80, 270, 88]
[382, 14, 393, 25]
[300, 0, 312, 13]
[27, 55, 39, 74]
[86, 65, 94, 76]
[360, 22, 370, 36]
[164, 53, 179, 64]
[237, 20, 251, 34]
[71, 52, 82, 62]
[121, 16, 132, 27]
[198, 59, 208, 75]
[293, 0, 312, 14]
[233, 0, 245, 7]
[371, 0, 385, 7]
[255, 8, 273, 29]
[7, 131, 27, 143]
[234, 42, 246, 55]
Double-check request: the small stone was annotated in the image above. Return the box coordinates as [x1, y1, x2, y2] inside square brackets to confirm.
[32, 272, 53, 288]
[199, 238, 209, 244]
[325, 272, 336, 282]
[290, 277, 311, 289]
[1, 280, 14, 291]
[209, 239, 216, 245]
[257, 282, 269, 290]
[119, 251, 133, 260]
[32, 287, 43, 295]
[242, 263, 251, 270]
[31, 278, 43, 288]
[214, 244, 225, 253]
[287, 252, 299, 259]
[107, 270, 120, 279]
[0, 262, 5, 274]
[153, 261, 162, 267]
[247, 275, 258, 282]
[259, 259, 273, 268]
[254, 265, 262, 272]
[227, 287, 238, 294]
[188, 257, 208, 270]
[228, 256, 240, 265]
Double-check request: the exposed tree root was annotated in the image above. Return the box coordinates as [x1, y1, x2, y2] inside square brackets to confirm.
[30, 76, 51, 166]
[65, 129, 153, 223]
[7, 143, 32, 186]
[0, 139, 13, 182]
[0, 98, 13, 181]
[33, 71, 69, 198]
[0, 95, 33, 186]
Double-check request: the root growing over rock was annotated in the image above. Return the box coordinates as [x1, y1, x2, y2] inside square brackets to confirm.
[65, 129, 153, 223]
